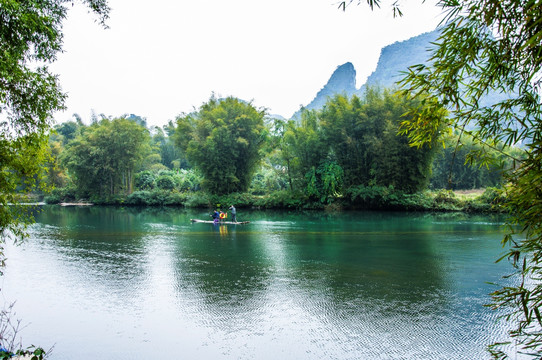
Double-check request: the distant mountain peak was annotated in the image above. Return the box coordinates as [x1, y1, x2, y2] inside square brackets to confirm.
[326, 62, 357, 91]
[362, 30, 440, 90]
[292, 30, 440, 119]
[292, 62, 357, 119]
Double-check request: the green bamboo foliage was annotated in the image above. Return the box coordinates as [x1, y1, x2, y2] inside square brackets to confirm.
[174, 96, 267, 194]
[62, 118, 150, 198]
[317, 89, 443, 193]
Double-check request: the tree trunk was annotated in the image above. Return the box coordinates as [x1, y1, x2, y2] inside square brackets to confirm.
[110, 173, 114, 195]
[286, 157, 293, 191]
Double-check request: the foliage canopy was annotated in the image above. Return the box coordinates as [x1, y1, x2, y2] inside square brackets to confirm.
[62, 118, 150, 199]
[273, 89, 445, 203]
[174, 96, 267, 194]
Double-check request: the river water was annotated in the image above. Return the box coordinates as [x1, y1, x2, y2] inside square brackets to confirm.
[0, 206, 515, 359]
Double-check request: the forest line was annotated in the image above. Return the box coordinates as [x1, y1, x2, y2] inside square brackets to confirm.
[39, 88, 518, 212]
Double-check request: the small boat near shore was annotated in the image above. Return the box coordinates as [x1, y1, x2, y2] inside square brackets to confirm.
[190, 219, 250, 225]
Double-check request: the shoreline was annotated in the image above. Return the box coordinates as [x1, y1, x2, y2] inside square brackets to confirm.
[59, 202, 94, 207]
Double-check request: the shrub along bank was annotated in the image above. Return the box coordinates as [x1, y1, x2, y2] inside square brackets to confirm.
[43, 186, 506, 213]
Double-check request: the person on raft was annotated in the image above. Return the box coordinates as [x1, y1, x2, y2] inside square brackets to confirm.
[219, 211, 227, 222]
[211, 209, 220, 223]
[229, 205, 237, 223]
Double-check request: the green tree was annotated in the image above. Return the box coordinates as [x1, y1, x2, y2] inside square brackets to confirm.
[269, 119, 295, 191]
[156, 173, 175, 190]
[0, 0, 109, 242]
[44, 138, 68, 189]
[150, 126, 185, 169]
[305, 160, 344, 203]
[396, 0, 542, 356]
[174, 96, 266, 194]
[319, 94, 370, 186]
[63, 118, 150, 198]
[319, 89, 443, 193]
[135, 170, 156, 190]
[54, 117, 84, 145]
[429, 133, 511, 190]
[371, 91, 441, 192]
[280, 110, 329, 192]
[248, 116, 290, 194]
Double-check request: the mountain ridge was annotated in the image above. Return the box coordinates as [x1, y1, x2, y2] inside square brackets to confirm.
[292, 29, 440, 119]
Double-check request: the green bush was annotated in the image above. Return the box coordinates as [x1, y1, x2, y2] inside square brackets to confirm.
[135, 171, 156, 190]
[342, 185, 439, 211]
[345, 185, 396, 209]
[432, 189, 462, 210]
[463, 187, 507, 213]
[390, 191, 434, 211]
[249, 167, 287, 195]
[207, 193, 258, 210]
[175, 169, 202, 191]
[135, 169, 202, 193]
[126, 190, 187, 206]
[43, 185, 78, 204]
[126, 190, 152, 205]
[305, 161, 344, 204]
[43, 191, 63, 204]
[478, 187, 507, 206]
[156, 174, 176, 190]
[183, 191, 212, 208]
[91, 194, 125, 205]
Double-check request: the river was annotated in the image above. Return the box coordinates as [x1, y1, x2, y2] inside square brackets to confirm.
[0, 206, 515, 359]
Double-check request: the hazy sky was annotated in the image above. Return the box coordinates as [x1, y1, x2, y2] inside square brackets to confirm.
[51, 0, 443, 127]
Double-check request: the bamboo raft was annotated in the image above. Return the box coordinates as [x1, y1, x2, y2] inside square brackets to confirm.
[190, 219, 250, 225]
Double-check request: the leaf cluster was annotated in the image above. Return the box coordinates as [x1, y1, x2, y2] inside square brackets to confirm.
[0, 0, 109, 137]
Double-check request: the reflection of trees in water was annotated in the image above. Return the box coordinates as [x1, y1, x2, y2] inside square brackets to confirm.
[274, 211, 475, 322]
[272, 211, 508, 357]
[31, 206, 151, 304]
[36, 205, 198, 231]
[281, 230, 448, 314]
[167, 211, 455, 333]
[167, 210, 504, 325]
[171, 225, 273, 329]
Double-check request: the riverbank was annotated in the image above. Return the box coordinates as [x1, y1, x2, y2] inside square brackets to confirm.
[59, 202, 93, 206]
[39, 186, 506, 213]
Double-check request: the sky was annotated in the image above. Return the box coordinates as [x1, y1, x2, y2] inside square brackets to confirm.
[51, 0, 444, 127]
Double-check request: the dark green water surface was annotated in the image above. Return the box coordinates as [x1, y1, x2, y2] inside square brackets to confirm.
[1, 206, 514, 359]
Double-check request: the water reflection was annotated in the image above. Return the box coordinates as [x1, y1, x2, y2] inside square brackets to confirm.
[171, 221, 272, 330]
[1, 206, 512, 359]
[27, 207, 153, 314]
